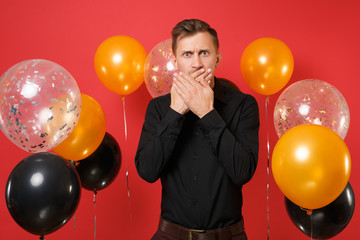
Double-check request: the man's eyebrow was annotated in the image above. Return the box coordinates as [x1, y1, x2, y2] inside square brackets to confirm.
[180, 50, 193, 54]
[180, 48, 211, 54]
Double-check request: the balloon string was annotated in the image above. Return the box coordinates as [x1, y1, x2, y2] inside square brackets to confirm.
[299, 207, 314, 239]
[265, 96, 270, 240]
[122, 97, 132, 225]
[122, 97, 130, 199]
[69, 153, 79, 237]
[310, 213, 313, 240]
[73, 213, 76, 232]
[93, 191, 97, 240]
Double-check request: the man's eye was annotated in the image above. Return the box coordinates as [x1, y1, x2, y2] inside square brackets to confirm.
[200, 51, 209, 56]
[183, 52, 191, 57]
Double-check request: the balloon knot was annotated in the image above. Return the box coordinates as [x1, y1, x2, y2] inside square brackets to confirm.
[300, 207, 313, 215]
[68, 160, 76, 167]
[68, 160, 78, 167]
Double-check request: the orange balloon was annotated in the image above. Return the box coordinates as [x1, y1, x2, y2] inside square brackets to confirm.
[240, 37, 294, 95]
[53, 94, 106, 161]
[272, 124, 351, 210]
[94, 36, 147, 96]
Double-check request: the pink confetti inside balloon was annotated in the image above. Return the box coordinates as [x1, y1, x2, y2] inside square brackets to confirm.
[144, 39, 176, 98]
[0, 59, 81, 152]
[274, 79, 350, 139]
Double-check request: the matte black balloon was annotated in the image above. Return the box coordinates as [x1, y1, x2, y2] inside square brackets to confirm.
[285, 182, 355, 239]
[76, 132, 121, 191]
[5, 152, 81, 236]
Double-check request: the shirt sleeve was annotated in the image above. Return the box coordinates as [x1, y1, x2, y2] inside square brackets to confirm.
[198, 95, 260, 186]
[135, 99, 185, 183]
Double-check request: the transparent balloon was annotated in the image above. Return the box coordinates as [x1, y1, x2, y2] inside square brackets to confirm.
[0, 59, 81, 152]
[274, 79, 350, 139]
[144, 39, 176, 98]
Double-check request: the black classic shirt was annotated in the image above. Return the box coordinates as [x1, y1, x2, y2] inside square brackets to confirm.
[135, 78, 259, 230]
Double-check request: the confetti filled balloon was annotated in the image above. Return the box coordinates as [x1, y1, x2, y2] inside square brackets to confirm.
[274, 79, 350, 139]
[0, 59, 81, 153]
[144, 39, 176, 98]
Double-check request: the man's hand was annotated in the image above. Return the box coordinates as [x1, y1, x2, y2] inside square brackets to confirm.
[172, 69, 214, 118]
[170, 84, 188, 115]
[170, 68, 211, 115]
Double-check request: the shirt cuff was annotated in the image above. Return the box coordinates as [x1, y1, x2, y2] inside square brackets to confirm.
[163, 107, 185, 124]
[156, 108, 185, 136]
[198, 109, 225, 134]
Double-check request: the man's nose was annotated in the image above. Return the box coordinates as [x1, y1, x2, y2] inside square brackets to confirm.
[192, 55, 203, 68]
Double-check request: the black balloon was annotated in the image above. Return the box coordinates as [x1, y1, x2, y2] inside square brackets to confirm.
[285, 182, 355, 239]
[75, 132, 121, 191]
[5, 152, 81, 236]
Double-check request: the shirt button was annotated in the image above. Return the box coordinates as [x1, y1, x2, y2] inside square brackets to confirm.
[194, 131, 199, 136]
[193, 176, 198, 181]
[193, 154, 198, 159]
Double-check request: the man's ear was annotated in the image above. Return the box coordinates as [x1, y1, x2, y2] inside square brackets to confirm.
[215, 52, 223, 68]
[171, 56, 178, 70]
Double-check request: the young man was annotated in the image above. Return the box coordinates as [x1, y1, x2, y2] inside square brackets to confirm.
[135, 19, 259, 240]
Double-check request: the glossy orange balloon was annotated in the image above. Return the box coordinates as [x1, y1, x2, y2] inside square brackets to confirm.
[241, 37, 294, 95]
[272, 124, 351, 209]
[94, 36, 147, 96]
[53, 94, 106, 161]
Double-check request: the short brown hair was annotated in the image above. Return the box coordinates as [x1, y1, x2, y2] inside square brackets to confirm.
[171, 19, 219, 54]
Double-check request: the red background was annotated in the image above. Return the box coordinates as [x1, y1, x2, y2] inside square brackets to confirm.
[0, 0, 359, 239]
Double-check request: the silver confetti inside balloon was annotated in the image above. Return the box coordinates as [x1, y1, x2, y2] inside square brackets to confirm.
[0, 59, 81, 152]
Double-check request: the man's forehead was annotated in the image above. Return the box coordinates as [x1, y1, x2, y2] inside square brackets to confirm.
[176, 32, 216, 50]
